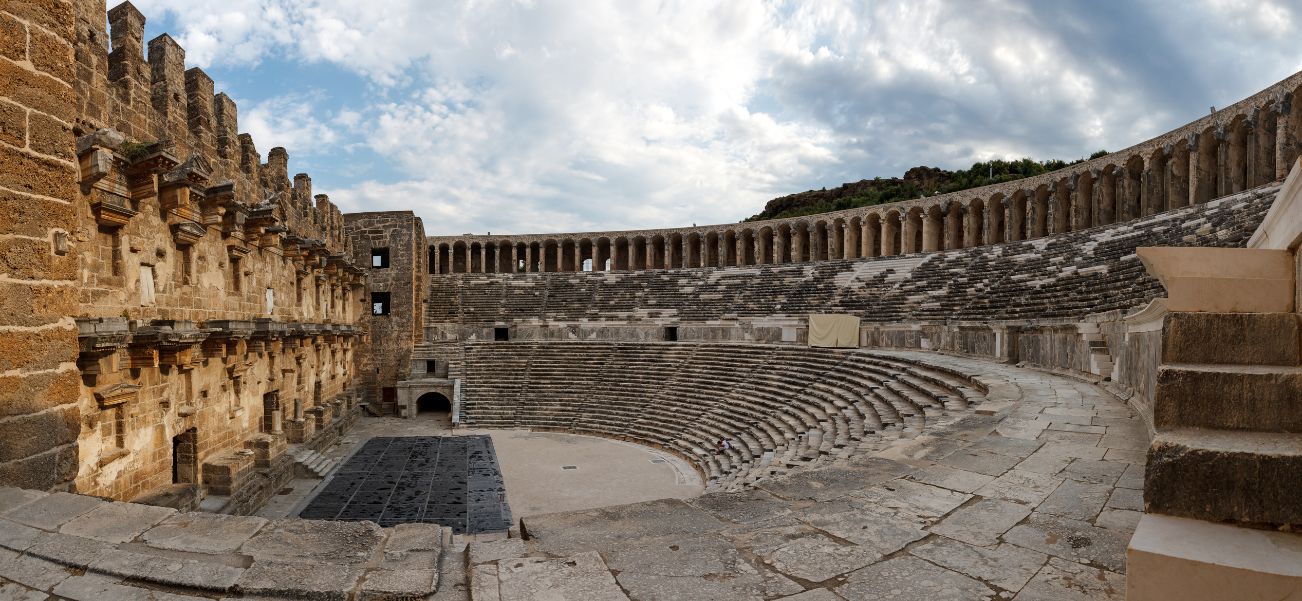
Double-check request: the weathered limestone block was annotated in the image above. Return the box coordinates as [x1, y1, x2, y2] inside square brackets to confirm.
[1162, 311, 1300, 366]
[1145, 429, 1302, 525]
[1153, 365, 1302, 431]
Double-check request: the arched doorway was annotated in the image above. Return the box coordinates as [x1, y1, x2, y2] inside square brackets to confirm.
[416, 392, 452, 415]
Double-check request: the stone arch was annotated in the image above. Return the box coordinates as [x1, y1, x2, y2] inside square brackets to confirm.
[793, 221, 811, 262]
[1008, 191, 1028, 242]
[722, 230, 737, 266]
[942, 203, 963, 250]
[594, 237, 611, 271]
[497, 240, 513, 273]
[613, 237, 629, 270]
[452, 241, 469, 273]
[1031, 185, 1050, 238]
[1227, 114, 1249, 194]
[1194, 127, 1220, 203]
[667, 233, 683, 268]
[1072, 171, 1094, 230]
[880, 211, 900, 256]
[923, 205, 943, 251]
[630, 235, 647, 270]
[687, 232, 702, 267]
[1123, 155, 1144, 220]
[416, 391, 452, 414]
[1096, 166, 1117, 226]
[863, 213, 881, 258]
[1167, 143, 1190, 210]
[704, 231, 719, 267]
[845, 216, 862, 259]
[739, 229, 756, 265]
[987, 193, 1005, 244]
[438, 243, 451, 274]
[775, 224, 792, 263]
[1143, 150, 1167, 217]
[902, 208, 921, 254]
[650, 235, 666, 270]
[966, 198, 985, 247]
[758, 227, 775, 264]
[1253, 106, 1278, 186]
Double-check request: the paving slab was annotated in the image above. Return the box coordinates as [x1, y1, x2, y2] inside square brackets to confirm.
[25, 531, 115, 568]
[1013, 557, 1124, 600]
[0, 518, 41, 551]
[910, 537, 1048, 592]
[52, 572, 210, 601]
[89, 549, 244, 592]
[906, 464, 995, 493]
[937, 447, 1025, 477]
[687, 488, 792, 524]
[929, 498, 1031, 546]
[973, 469, 1063, 505]
[775, 590, 843, 601]
[2, 492, 104, 531]
[240, 518, 383, 564]
[0, 580, 48, 601]
[1002, 513, 1131, 573]
[236, 559, 364, 601]
[0, 547, 75, 590]
[385, 522, 446, 556]
[1061, 459, 1128, 485]
[495, 552, 629, 601]
[1104, 487, 1143, 512]
[359, 566, 439, 601]
[759, 531, 883, 583]
[836, 556, 995, 600]
[797, 506, 926, 554]
[759, 459, 912, 502]
[468, 538, 526, 566]
[1037, 480, 1111, 521]
[521, 498, 724, 556]
[849, 479, 970, 522]
[1094, 508, 1142, 532]
[59, 502, 175, 544]
[0, 489, 49, 517]
[141, 513, 268, 554]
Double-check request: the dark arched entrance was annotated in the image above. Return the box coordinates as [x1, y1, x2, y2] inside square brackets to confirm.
[416, 392, 452, 415]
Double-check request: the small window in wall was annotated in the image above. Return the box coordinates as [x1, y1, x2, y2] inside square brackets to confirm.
[265, 287, 275, 315]
[372, 247, 390, 268]
[664, 326, 679, 342]
[494, 327, 510, 341]
[372, 292, 391, 316]
[229, 257, 242, 293]
[139, 264, 156, 305]
[426, 359, 438, 374]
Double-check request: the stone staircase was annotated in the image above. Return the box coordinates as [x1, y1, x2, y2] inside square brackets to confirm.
[287, 446, 338, 479]
[1143, 311, 1302, 525]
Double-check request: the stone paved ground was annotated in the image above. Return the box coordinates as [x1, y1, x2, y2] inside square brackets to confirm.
[0, 353, 1146, 600]
[481, 352, 1146, 600]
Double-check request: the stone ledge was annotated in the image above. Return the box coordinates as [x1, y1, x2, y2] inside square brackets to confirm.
[1127, 514, 1302, 601]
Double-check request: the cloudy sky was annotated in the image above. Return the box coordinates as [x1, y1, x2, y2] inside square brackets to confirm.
[130, 0, 1302, 236]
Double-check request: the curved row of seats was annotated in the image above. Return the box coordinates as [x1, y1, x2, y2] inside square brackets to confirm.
[429, 185, 1275, 325]
[455, 342, 986, 491]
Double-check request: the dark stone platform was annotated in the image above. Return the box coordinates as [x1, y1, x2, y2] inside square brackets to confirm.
[299, 435, 512, 533]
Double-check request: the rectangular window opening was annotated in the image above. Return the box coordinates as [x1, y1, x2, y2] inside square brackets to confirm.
[371, 247, 390, 268]
[664, 326, 679, 342]
[494, 327, 510, 341]
[371, 291, 391, 316]
[425, 359, 438, 374]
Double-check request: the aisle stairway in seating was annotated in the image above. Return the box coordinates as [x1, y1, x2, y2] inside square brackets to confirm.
[456, 341, 987, 492]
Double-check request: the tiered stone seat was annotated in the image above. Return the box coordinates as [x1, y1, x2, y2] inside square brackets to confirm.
[457, 342, 985, 491]
[429, 186, 1274, 325]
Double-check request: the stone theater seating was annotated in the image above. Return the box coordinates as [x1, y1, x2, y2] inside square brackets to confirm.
[457, 342, 986, 491]
[430, 185, 1274, 325]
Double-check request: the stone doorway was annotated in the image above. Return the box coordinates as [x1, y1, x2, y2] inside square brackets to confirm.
[172, 428, 198, 484]
[416, 391, 452, 416]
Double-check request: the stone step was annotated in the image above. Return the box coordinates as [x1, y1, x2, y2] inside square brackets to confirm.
[1154, 364, 1302, 431]
[1145, 428, 1302, 525]
[1162, 312, 1300, 366]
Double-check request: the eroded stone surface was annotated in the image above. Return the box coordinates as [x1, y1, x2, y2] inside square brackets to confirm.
[837, 556, 995, 600]
[495, 552, 629, 601]
[140, 512, 268, 554]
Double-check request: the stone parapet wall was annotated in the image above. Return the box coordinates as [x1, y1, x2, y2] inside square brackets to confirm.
[428, 71, 1302, 275]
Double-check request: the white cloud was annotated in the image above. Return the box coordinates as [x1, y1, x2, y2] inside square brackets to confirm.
[128, 0, 1302, 234]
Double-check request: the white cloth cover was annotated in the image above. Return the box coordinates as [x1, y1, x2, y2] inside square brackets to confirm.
[808, 313, 861, 348]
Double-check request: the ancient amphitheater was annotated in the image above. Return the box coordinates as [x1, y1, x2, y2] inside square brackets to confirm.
[1, 1, 1300, 600]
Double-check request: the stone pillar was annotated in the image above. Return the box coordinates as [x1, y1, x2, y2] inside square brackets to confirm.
[882, 217, 899, 256]
[1276, 99, 1294, 180]
[808, 226, 821, 261]
[901, 216, 918, 254]
[922, 213, 939, 251]
[525, 245, 534, 272]
[431, 245, 440, 274]
[861, 222, 874, 257]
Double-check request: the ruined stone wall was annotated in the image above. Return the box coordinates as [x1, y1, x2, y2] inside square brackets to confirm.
[345, 212, 427, 413]
[0, 0, 82, 491]
[0, 1, 370, 505]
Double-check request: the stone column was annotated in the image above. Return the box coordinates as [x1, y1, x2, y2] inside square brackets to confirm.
[922, 213, 939, 252]
[882, 217, 898, 256]
[808, 226, 821, 261]
[1276, 99, 1294, 180]
[525, 245, 534, 272]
